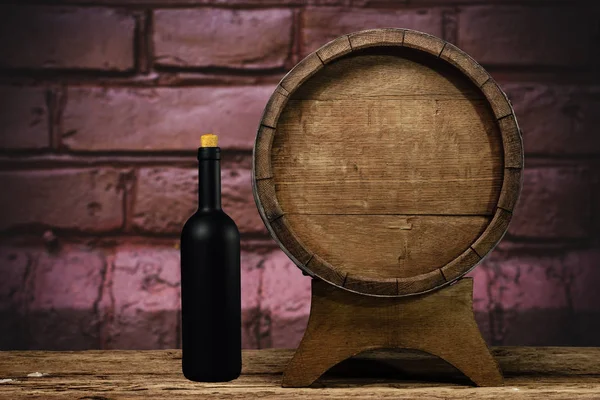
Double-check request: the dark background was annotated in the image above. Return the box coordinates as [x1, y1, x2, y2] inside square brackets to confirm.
[0, 0, 599, 350]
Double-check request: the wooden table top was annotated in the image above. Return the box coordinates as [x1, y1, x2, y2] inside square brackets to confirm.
[0, 347, 599, 399]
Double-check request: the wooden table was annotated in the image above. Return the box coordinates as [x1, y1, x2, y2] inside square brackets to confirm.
[1, 348, 599, 399]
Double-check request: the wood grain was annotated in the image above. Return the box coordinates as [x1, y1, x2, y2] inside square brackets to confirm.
[472, 208, 512, 257]
[254, 29, 522, 296]
[274, 98, 503, 215]
[440, 42, 490, 87]
[441, 247, 481, 282]
[344, 274, 398, 296]
[293, 53, 483, 100]
[348, 28, 404, 50]
[316, 35, 352, 64]
[397, 269, 447, 296]
[276, 180, 500, 215]
[1, 347, 599, 399]
[481, 79, 513, 120]
[403, 30, 445, 56]
[498, 114, 524, 169]
[280, 53, 323, 95]
[254, 125, 275, 179]
[283, 278, 503, 387]
[498, 168, 522, 212]
[306, 253, 346, 287]
[270, 215, 312, 266]
[255, 178, 283, 221]
[286, 214, 491, 280]
[261, 85, 288, 128]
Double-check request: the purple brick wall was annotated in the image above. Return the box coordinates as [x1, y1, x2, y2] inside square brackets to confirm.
[0, 1, 599, 350]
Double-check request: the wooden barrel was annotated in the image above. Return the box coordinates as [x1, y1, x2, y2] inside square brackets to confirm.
[252, 29, 523, 297]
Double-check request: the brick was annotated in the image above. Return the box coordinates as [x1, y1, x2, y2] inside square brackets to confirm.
[28, 245, 106, 350]
[0, 6, 135, 71]
[474, 308, 600, 347]
[0, 246, 30, 350]
[595, 172, 600, 233]
[503, 84, 600, 155]
[261, 249, 310, 348]
[132, 167, 265, 235]
[471, 255, 568, 314]
[0, 246, 29, 309]
[221, 169, 266, 234]
[0, 169, 125, 232]
[241, 249, 267, 349]
[62, 86, 273, 151]
[64, 0, 333, 4]
[32, 246, 106, 311]
[458, 6, 600, 66]
[302, 7, 444, 55]
[564, 249, 600, 313]
[108, 246, 180, 349]
[470, 250, 600, 346]
[132, 168, 196, 234]
[108, 244, 264, 349]
[0, 86, 48, 150]
[509, 167, 592, 239]
[154, 9, 293, 69]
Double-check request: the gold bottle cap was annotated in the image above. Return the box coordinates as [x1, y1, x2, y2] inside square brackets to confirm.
[200, 134, 218, 148]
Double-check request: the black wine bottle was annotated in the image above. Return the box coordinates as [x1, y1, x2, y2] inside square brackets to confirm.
[180, 134, 241, 382]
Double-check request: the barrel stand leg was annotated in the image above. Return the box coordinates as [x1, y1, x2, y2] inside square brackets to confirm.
[282, 278, 503, 387]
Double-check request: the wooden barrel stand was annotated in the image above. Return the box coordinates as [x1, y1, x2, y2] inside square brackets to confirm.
[282, 278, 503, 387]
[253, 29, 523, 388]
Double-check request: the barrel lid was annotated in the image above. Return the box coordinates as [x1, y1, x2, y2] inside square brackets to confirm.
[253, 29, 523, 297]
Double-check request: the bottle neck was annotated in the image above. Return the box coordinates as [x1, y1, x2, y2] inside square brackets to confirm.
[198, 148, 221, 211]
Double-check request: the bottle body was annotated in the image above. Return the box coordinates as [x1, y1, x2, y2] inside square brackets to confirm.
[180, 211, 241, 382]
[180, 144, 241, 382]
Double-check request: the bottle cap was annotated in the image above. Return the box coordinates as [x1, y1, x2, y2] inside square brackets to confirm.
[200, 134, 218, 148]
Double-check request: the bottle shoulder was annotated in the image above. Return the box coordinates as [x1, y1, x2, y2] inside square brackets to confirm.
[181, 210, 240, 239]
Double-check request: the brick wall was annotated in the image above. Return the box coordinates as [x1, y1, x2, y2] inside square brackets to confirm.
[0, 1, 599, 350]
